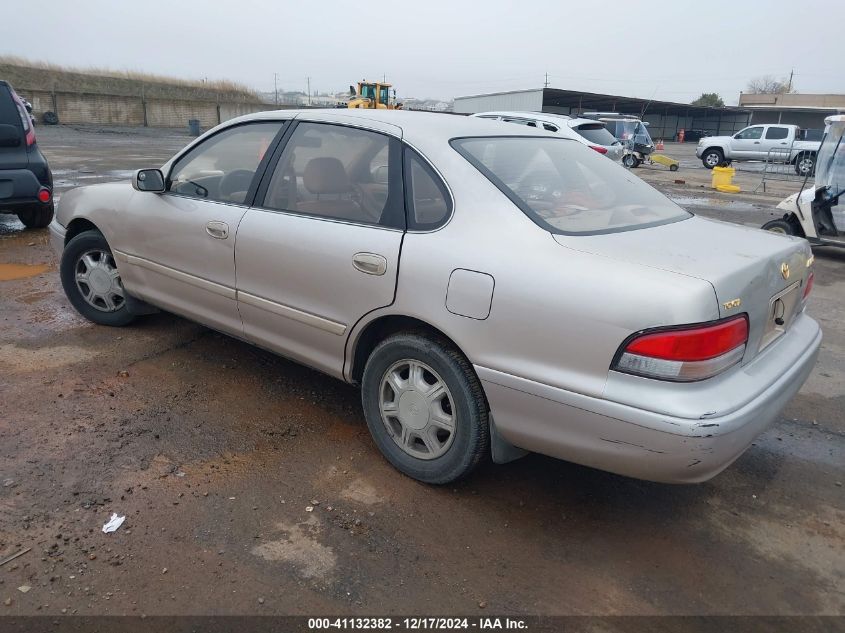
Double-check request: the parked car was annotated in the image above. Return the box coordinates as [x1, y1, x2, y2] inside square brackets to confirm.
[0, 80, 54, 228]
[51, 110, 821, 485]
[470, 111, 625, 162]
[697, 124, 820, 175]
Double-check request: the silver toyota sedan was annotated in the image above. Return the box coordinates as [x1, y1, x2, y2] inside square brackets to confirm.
[49, 110, 822, 485]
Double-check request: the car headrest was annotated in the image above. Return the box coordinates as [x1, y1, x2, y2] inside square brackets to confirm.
[303, 157, 351, 194]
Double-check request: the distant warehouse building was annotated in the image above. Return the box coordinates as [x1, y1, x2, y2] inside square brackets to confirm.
[453, 88, 752, 141]
[739, 92, 845, 131]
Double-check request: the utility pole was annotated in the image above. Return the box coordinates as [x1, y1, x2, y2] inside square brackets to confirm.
[544, 72, 549, 88]
[274, 73, 279, 105]
[307, 76, 311, 106]
[787, 68, 794, 93]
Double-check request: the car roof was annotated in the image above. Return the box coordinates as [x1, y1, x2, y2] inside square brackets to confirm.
[226, 108, 574, 144]
[472, 110, 608, 129]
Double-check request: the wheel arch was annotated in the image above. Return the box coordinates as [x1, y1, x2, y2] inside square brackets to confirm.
[347, 314, 472, 385]
[64, 217, 102, 244]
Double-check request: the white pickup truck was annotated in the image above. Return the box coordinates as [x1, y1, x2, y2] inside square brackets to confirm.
[696, 124, 820, 176]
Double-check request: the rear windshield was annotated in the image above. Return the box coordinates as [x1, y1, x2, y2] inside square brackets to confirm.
[451, 136, 690, 235]
[573, 123, 618, 146]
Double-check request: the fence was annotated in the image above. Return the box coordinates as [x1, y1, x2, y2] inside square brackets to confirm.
[755, 145, 815, 193]
[15, 88, 276, 130]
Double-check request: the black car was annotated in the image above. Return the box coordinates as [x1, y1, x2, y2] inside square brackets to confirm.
[0, 80, 53, 228]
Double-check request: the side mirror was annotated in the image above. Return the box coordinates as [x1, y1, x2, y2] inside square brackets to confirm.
[0, 124, 22, 148]
[133, 168, 165, 193]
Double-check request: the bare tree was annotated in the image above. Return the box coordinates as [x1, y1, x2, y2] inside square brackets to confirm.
[746, 75, 791, 94]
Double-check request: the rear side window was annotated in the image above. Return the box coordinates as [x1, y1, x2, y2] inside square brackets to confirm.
[765, 126, 789, 140]
[573, 123, 618, 146]
[262, 122, 404, 228]
[404, 148, 451, 230]
[452, 136, 689, 235]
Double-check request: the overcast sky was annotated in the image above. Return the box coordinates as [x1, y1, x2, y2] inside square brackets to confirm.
[2, 0, 843, 104]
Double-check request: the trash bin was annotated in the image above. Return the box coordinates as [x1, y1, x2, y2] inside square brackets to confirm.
[188, 119, 201, 136]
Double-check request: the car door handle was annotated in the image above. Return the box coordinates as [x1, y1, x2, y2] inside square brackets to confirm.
[206, 221, 229, 239]
[753, 141, 761, 144]
[352, 252, 387, 276]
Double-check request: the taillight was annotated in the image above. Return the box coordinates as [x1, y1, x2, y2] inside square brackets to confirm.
[37, 188, 51, 204]
[613, 315, 749, 382]
[13, 94, 35, 146]
[589, 145, 608, 154]
[803, 271, 814, 300]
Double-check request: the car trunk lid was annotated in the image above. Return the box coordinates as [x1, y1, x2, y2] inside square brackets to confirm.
[553, 216, 812, 363]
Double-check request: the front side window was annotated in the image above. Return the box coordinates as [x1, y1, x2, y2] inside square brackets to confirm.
[404, 148, 451, 230]
[168, 122, 283, 204]
[452, 136, 690, 235]
[735, 126, 764, 140]
[765, 126, 789, 140]
[262, 122, 402, 227]
[379, 86, 389, 105]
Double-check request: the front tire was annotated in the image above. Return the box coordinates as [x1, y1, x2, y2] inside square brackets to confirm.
[761, 219, 795, 236]
[60, 230, 135, 327]
[361, 333, 489, 484]
[17, 203, 54, 229]
[701, 149, 724, 169]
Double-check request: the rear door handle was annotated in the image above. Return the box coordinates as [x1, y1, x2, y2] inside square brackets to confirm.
[352, 252, 387, 276]
[206, 221, 229, 239]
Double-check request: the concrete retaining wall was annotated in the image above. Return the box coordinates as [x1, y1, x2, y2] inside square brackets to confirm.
[13, 88, 276, 130]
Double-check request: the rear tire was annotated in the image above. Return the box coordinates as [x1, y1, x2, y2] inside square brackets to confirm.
[60, 230, 136, 327]
[361, 332, 489, 484]
[669, 164, 679, 172]
[622, 154, 637, 169]
[762, 219, 795, 236]
[701, 149, 724, 169]
[17, 203, 54, 229]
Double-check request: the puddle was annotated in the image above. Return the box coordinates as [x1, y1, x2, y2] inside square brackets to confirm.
[0, 215, 24, 235]
[0, 262, 51, 281]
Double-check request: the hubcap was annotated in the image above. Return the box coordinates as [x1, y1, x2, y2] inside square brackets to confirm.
[799, 158, 814, 174]
[768, 226, 787, 234]
[706, 153, 720, 167]
[74, 249, 125, 312]
[379, 359, 456, 460]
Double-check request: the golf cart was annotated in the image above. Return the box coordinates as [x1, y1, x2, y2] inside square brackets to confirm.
[762, 114, 845, 249]
[583, 113, 678, 170]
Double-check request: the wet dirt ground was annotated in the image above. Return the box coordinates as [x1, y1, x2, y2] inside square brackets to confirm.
[0, 126, 843, 617]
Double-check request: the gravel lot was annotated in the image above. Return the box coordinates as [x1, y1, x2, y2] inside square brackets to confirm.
[0, 125, 843, 618]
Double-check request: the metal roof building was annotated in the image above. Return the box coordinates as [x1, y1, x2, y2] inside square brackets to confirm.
[739, 93, 845, 130]
[454, 88, 752, 140]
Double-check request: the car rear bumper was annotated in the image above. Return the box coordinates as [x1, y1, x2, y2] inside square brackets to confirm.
[0, 168, 49, 209]
[476, 313, 821, 483]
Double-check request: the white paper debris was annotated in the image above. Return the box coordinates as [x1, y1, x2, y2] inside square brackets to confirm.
[102, 513, 126, 534]
[17, 585, 31, 594]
